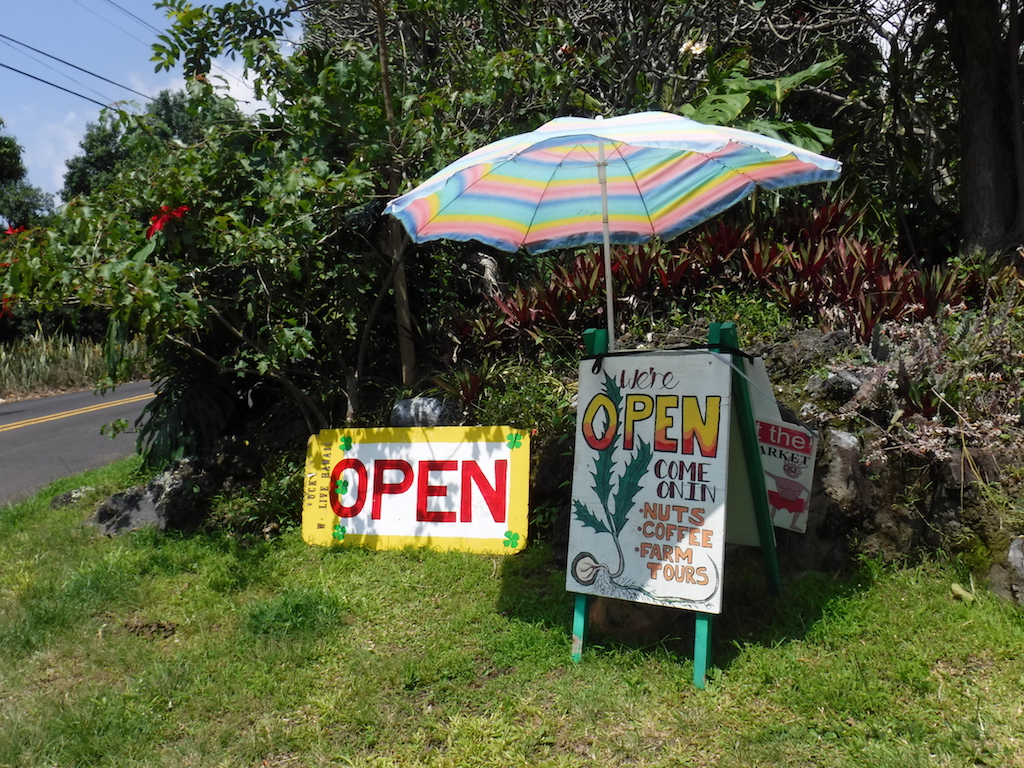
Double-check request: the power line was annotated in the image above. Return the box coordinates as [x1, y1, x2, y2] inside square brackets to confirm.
[0, 38, 114, 104]
[70, 0, 153, 49]
[0, 32, 152, 101]
[70, 0, 251, 95]
[0, 61, 109, 108]
[99, 0, 164, 35]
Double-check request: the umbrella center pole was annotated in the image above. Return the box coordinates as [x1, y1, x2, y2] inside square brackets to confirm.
[596, 143, 616, 352]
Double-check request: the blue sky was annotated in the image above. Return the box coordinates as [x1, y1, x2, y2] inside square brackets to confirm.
[2, 1, 268, 200]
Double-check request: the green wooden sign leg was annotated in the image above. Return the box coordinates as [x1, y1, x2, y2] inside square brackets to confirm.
[571, 594, 590, 663]
[708, 322, 782, 595]
[693, 612, 713, 689]
[570, 328, 609, 663]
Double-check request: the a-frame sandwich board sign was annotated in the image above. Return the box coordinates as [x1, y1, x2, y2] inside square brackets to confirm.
[566, 322, 781, 689]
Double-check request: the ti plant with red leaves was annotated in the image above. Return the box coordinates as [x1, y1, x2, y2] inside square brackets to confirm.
[479, 193, 999, 352]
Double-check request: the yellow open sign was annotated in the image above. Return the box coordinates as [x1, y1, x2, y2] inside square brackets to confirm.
[302, 426, 530, 554]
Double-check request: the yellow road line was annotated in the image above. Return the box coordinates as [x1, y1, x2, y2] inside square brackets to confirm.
[0, 392, 155, 433]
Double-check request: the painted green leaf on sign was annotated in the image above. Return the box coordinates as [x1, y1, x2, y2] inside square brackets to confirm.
[613, 438, 652, 535]
[573, 499, 610, 536]
[591, 374, 622, 513]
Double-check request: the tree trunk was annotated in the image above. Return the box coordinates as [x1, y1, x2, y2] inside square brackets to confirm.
[375, 0, 417, 386]
[1008, 0, 1024, 232]
[936, 0, 1019, 254]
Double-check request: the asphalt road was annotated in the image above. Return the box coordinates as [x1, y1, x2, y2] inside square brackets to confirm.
[0, 381, 155, 507]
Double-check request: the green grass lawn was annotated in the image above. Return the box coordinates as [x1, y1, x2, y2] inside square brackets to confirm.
[2, 458, 1023, 767]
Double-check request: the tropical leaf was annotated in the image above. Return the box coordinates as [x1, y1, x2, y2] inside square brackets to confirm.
[681, 93, 751, 126]
[573, 500, 611, 535]
[747, 57, 841, 101]
[612, 438, 652, 535]
[740, 119, 834, 153]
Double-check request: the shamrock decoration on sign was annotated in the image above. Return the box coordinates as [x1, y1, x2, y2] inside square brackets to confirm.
[334, 479, 349, 496]
[332, 522, 347, 541]
[338, 436, 353, 451]
[503, 531, 521, 548]
[506, 433, 523, 449]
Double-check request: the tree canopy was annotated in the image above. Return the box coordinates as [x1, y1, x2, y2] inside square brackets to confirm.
[0, 119, 52, 229]
[2, 0, 1023, 463]
[62, 90, 224, 201]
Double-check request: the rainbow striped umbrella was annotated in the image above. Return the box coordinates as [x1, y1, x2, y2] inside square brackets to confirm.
[385, 111, 841, 349]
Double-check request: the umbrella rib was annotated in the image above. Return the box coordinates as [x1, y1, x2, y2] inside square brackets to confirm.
[429, 159, 509, 224]
[526, 139, 624, 248]
[606, 142, 656, 238]
[521, 151, 571, 248]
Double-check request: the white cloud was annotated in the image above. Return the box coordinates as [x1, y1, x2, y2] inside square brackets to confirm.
[126, 69, 184, 106]
[16, 108, 89, 199]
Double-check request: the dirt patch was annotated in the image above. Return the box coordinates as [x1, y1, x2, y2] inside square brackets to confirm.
[124, 618, 177, 640]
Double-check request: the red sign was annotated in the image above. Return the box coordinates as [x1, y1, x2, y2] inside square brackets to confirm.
[756, 420, 813, 456]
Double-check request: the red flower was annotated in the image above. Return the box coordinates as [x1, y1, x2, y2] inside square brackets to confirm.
[146, 205, 190, 240]
[0, 244, 17, 318]
[4, 226, 26, 236]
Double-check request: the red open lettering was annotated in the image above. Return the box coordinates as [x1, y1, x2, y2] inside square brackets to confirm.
[460, 460, 507, 523]
[331, 458, 367, 518]
[332, 456, 513, 526]
[416, 460, 457, 522]
[372, 459, 413, 519]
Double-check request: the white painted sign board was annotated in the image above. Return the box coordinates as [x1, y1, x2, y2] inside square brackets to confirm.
[565, 352, 732, 614]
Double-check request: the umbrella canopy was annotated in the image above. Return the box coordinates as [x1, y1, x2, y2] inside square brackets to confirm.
[385, 110, 841, 349]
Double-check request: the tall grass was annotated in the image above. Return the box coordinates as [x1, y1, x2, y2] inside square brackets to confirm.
[0, 330, 147, 399]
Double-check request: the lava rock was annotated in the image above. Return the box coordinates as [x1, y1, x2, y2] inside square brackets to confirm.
[51, 486, 95, 508]
[92, 459, 210, 535]
[390, 397, 462, 427]
[988, 537, 1024, 605]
